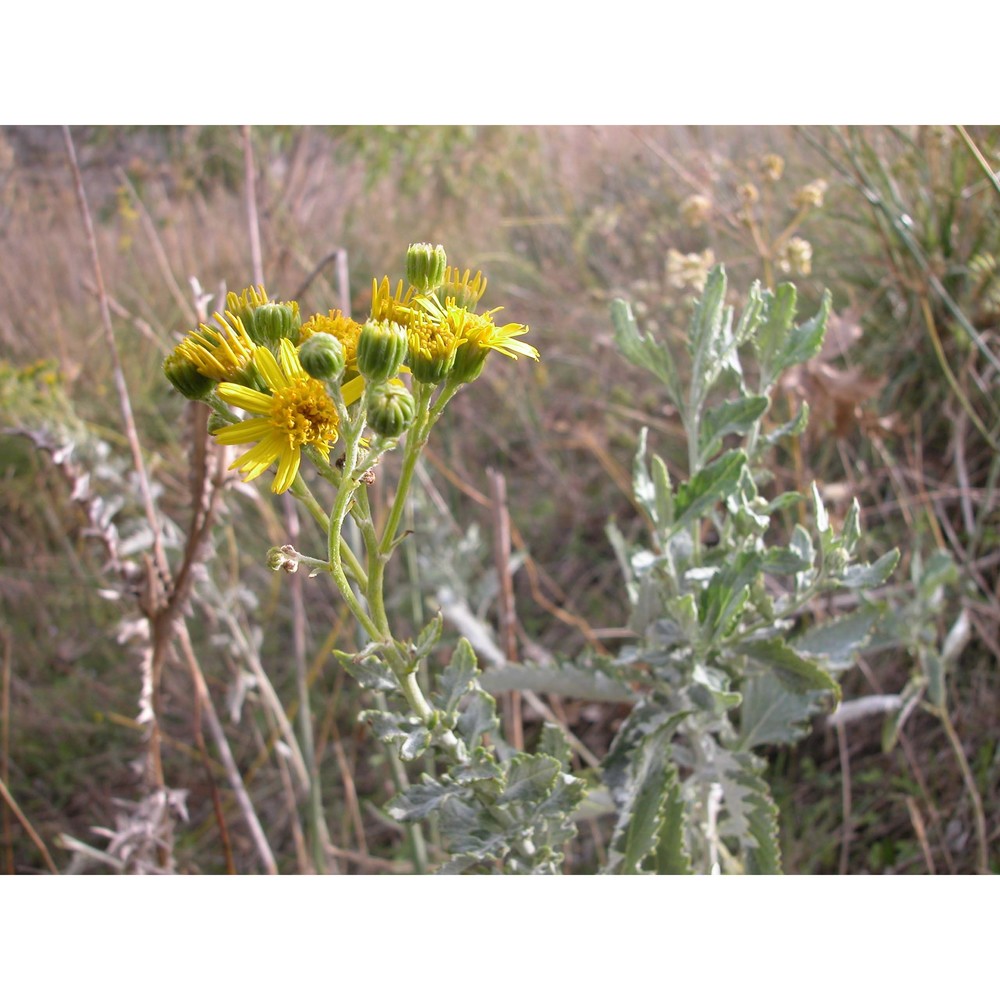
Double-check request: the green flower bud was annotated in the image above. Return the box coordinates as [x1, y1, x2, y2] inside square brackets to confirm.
[406, 242, 448, 293]
[245, 302, 300, 348]
[356, 320, 408, 383]
[449, 341, 490, 385]
[407, 349, 455, 385]
[163, 351, 214, 400]
[299, 333, 345, 381]
[365, 382, 416, 438]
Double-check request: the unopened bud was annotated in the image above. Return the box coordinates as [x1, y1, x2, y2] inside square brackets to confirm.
[357, 320, 408, 383]
[164, 351, 214, 400]
[406, 243, 448, 293]
[299, 333, 345, 381]
[245, 302, 300, 349]
[365, 381, 416, 438]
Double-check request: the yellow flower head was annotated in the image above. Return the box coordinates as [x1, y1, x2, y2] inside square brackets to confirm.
[406, 309, 464, 384]
[175, 312, 257, 381]
[371, 277, 416, 326]
[300, 310, 363, 370]
[450, 309, 537, 383]
[439, 267, 487, 310]
[227, 284, 269, 314]
[213, 340, 340, 494]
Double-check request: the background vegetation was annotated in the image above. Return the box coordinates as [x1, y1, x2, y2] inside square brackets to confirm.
[1, 124, 997, 873]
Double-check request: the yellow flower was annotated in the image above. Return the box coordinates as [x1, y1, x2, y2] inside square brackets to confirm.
[214, 340, 343, 494]
[227, 284, 270, 316]
[175, 312, 257, 381]
[371, 277, 416, 325]
[405, 309, 465, 384]
[449, 309, 537, 383]
[439, 267, 487, 310]
[300, 311, 363, 370]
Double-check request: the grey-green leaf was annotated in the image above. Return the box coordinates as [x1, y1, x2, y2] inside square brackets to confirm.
[498, 754, 561, 805]
[611, 299, 682, 404]
[457, 689, 498, 750]
[792, 605, 881, 669]
[741, 637, 841, 698]
[387, 777, 461, 821]
[699, 395, 769, 461]
[839, 549, 899, 589]
[337, 651, 396, 692]
[435, 637, 479, 714]
[672, 450, 746, 535]
[738, 674, 825, 749]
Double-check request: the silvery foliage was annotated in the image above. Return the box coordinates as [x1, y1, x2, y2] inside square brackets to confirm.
[604, 267, 898, 873]
[352, 267, 899, 873]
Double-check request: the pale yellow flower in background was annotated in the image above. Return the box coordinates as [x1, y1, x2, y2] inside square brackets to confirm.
[793, 179, 828, 210]
[680, 194, 712, 227]
[666, 248, 716, 293]
[778, 237, 813, 276]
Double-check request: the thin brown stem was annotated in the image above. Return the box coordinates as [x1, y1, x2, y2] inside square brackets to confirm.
[176, 623, 279, 875]
[1, 628, 12, 874]
[0, 775, 59, 875]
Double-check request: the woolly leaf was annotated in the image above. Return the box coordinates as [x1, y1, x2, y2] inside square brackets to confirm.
[435, 637, 479, 715]
[839, 549, 900, 589]
[498, 754, 561, 806]
[672, 450, 746, 536]
[337, 651, 396, 692]
[387, 777, 461, 822]
[741, 637, 841, 699]
[699, 395, 769, 462]
[611, 298, 682, 405]
[738, 674, 824, 749]
[793, 605, 881, 669]
[653, 774, 694, 874]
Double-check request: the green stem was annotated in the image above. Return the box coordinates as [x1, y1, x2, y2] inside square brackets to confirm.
[289, 475, 368, 588]
[326, 420, 380, 639]
[379, 380, 433, 556]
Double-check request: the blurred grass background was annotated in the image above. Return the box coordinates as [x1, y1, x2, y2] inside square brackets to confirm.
[1, 124, 997, 873]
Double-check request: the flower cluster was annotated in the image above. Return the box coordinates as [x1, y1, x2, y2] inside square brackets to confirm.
[163, 245, 537, 493]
